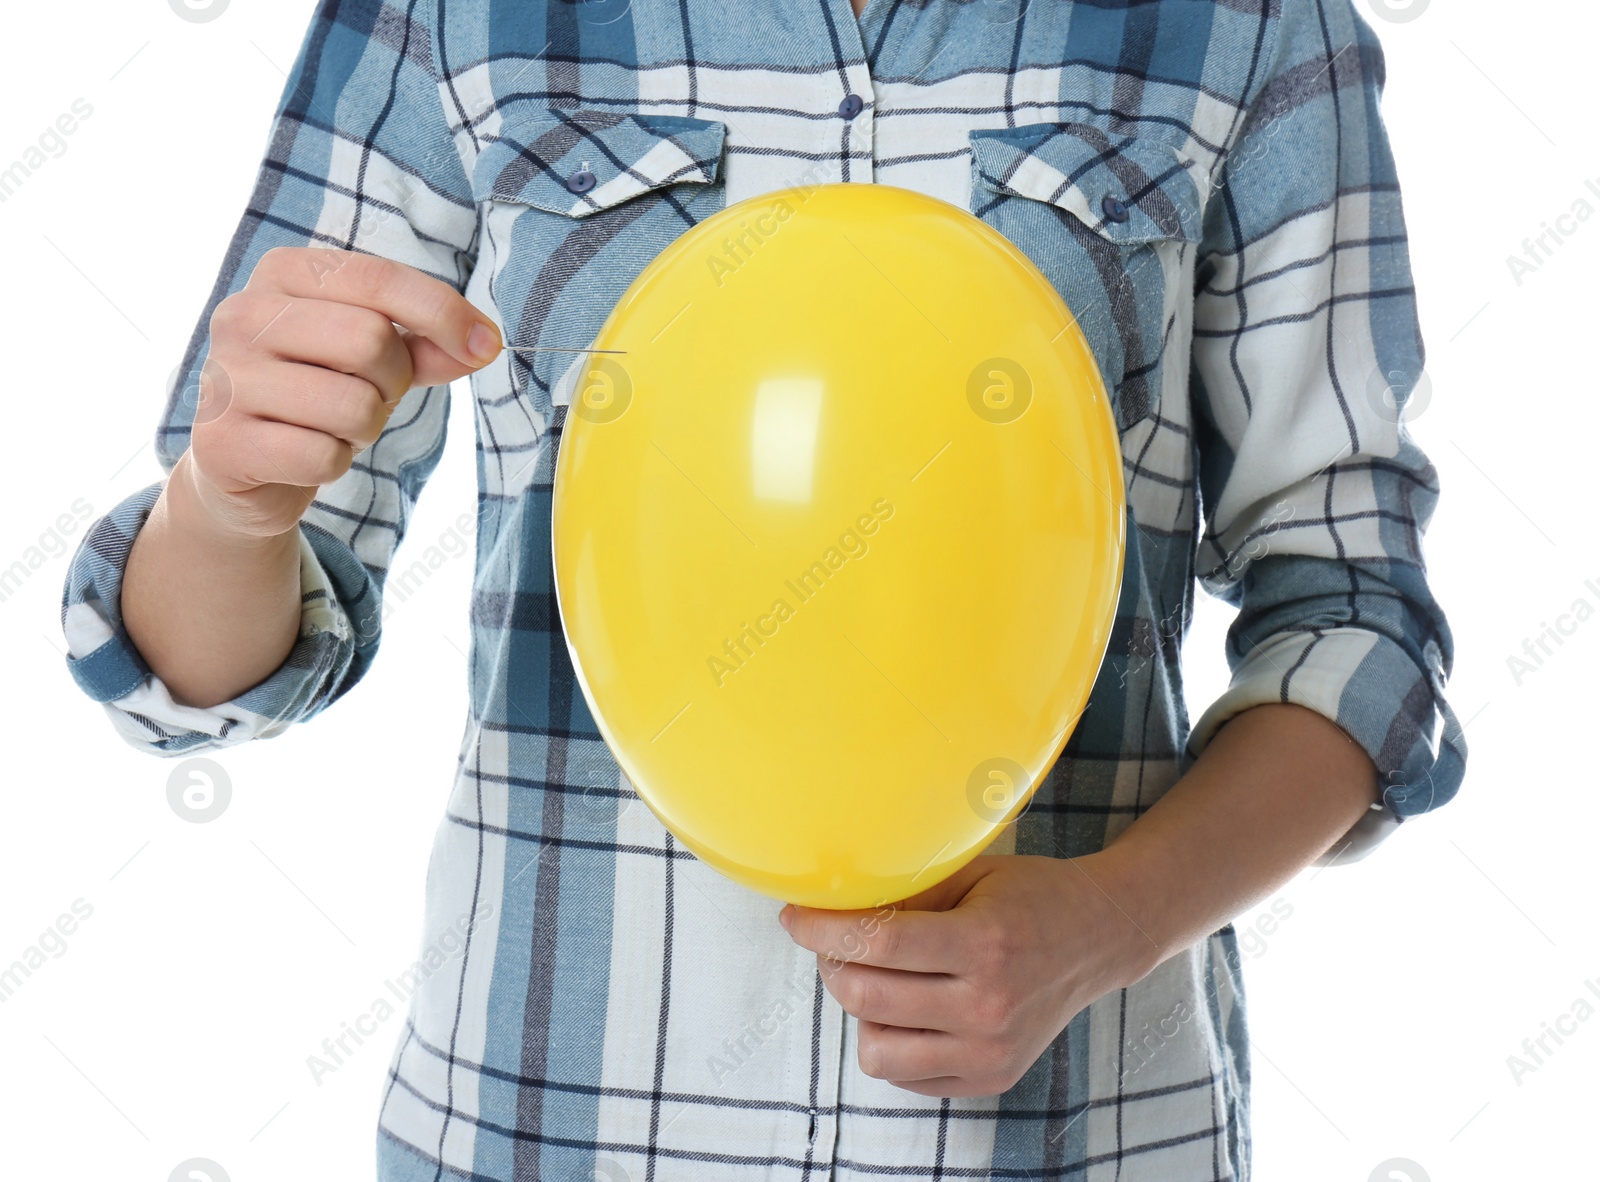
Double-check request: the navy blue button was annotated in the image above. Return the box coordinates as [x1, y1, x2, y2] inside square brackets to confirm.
[838, 93, 864, 119]
[567, 168, 597, 194]
[1101, 194, 1130, 224]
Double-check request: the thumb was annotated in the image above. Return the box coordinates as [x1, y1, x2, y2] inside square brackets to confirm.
[891, 856, 997, 913]
[398, 322, 501, 388]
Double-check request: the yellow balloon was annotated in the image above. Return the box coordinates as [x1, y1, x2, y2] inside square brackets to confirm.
[553, 182, 1124, 910]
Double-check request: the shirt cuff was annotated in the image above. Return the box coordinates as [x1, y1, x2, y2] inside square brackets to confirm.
[1184, 626, 1466, 864]
[61, 482, 359, 755]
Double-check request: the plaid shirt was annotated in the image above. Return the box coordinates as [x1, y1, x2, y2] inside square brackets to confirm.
[60, 0, 1466, 1176]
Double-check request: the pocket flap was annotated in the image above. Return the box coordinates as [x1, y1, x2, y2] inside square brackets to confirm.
[970, 122, 1204, 245]
[471, 109, 726, 217]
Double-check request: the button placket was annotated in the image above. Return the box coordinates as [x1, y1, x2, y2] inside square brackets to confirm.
[824, 0, 877, 183]
[836, 64, 876, 182]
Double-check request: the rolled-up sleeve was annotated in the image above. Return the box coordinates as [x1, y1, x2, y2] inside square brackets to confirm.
[1184, 0, 1466, 859]
[59, 0, 477, 756]
[61, 484, 370, 752]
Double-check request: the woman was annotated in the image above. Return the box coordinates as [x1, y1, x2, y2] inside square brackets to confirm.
[61, 0, 1464, 1177]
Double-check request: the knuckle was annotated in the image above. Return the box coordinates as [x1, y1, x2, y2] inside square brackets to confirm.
[254, 246, 294, 281]
[392, 350, 417, 397]
[351, 381, 392, 443]
[299, 372, 366, 441]
[857, 1037, 885, 1080]
[838, 970, 874, 1018]
[208, 293, 257, 342]
[347, 251, 394, 304]
[833, 971, 862, 1014]
[255, 245, 321, 288]
[783, 911, 809, 945]
[993, 923, 1020, 964]
[309, 247, 356, 287]
[192, 412, 249, 480]
[873, 918, 902, 962]
[352, 313, 398, 370]
[302, 430, 352, 485]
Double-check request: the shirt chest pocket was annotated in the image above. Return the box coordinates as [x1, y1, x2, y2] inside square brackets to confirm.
[470, 109, 728, 414]
[967, 122, 1205, 432]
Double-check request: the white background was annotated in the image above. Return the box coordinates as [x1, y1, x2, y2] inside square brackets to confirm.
[0, 0, 1592, 1178]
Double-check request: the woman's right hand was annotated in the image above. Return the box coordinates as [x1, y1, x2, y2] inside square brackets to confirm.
[182, 246, 503, 538]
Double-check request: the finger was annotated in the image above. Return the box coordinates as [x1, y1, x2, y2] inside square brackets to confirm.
[817, 958, 962, 1031]
[890, 856, 997, 913]
[855, 1020, 967, 1085]
[880, 1076, 971, 1098]
[214, 415, 355, 491]
[781, 857, 1003, 972]
[245, 298, 416, 404]
[251, 247, 501, 372]
[396, 325, 493, 389]
[232, 361, 391, 451]
[782, 904, 963, 974]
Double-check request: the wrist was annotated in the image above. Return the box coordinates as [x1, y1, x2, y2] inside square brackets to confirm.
[165, 450, 300, 553]
[1073, 844, 1174, 990]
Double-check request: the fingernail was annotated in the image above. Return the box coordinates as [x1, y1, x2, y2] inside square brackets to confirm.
[468, 322, 501, 364]
[778, 906, 792, 931]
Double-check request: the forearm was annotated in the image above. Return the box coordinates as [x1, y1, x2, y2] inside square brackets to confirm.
[1096, 702, 1381, 976]
[122, 449, 304, 709]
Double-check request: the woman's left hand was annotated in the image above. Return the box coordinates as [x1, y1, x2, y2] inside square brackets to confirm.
[778, 851, 1162, 1098]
